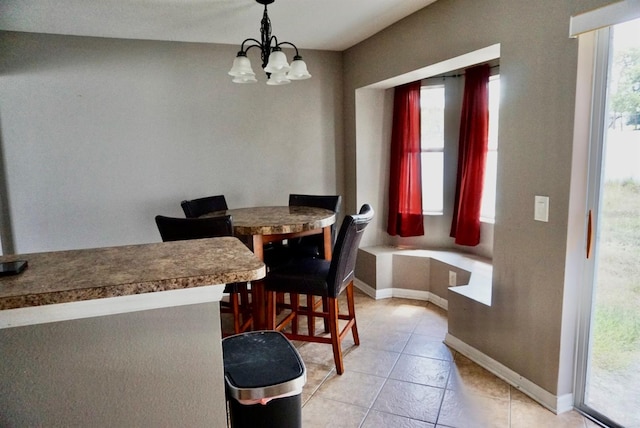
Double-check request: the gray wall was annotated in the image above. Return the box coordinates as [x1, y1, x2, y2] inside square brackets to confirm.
[1, 303, 227, 427]
[343, 0, 615, 397]
[0, 32, 343, 253]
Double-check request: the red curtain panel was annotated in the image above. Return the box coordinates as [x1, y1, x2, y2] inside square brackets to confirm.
[450, 64, 490, 246]
[387, 81, 425, 237]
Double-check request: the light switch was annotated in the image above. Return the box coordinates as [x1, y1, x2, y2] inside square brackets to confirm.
[534, 196, 549, 222]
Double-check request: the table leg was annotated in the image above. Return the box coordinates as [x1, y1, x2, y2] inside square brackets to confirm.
[323, 226, 332, 261]
[250, 234, 267, 329]
[251, 235, 264, 261]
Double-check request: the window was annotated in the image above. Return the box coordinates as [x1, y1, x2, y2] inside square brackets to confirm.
[420, 74, 500, 222]
[420, 84, 445, 214]
[480, 75, 500, 222]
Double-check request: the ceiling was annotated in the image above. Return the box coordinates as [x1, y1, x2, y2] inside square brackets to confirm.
[0, 0, 438, 52]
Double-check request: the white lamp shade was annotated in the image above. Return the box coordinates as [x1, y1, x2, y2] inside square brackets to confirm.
[287, 59, 311, 80]
[266, 71, 291, 86]
[264, 50, 290, 73]
[232, 75, 258, 84]
[229, 55, 255, 77]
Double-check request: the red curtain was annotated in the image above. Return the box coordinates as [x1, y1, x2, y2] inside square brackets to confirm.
[450, 64, 490, 246]
[387, 81, 424, 237]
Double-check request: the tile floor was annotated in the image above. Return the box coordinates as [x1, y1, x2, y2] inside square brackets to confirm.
[223, 289, 602, 427]
[296, 291, 597, 428]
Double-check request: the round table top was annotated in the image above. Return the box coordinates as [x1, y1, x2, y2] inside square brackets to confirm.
[204, 206, 335, 236]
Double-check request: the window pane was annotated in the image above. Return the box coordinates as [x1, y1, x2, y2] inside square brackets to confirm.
[480, 151, 497, 221]
[488, 76, 500, 150]
[481, 75, 500, 221]
[421, 84, 445, 215]
[421, 86, 445, 150]
[422, 152, 444, 213]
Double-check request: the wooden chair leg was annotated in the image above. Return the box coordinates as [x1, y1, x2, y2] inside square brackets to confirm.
[346, 282, 359, 345]
[307, 295, 314, 336]
[238, 284, 253, 332]
[291, 293, 299, 335]
[328, 296, 344, 375]
[276, 291, 285, 314]
[322, 296, 330, 333]
[230, 292, 241, 334]
[266, 290, 276, 330]
[251, 280, 265, 330]
[240, 283, 251, 322]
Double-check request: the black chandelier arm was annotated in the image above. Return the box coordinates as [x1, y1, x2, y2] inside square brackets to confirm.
[239, 38, 264, 54]
[275, 41, 301, 57]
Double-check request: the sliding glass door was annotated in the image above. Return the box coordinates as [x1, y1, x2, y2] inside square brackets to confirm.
[576, 17, 640, 428]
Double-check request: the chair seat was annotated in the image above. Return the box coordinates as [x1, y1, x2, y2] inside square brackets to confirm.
[265, 258, 330, 297]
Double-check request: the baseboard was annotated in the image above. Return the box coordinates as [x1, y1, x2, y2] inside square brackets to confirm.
[353, 279, 380, 299]
[444, 333, 574, 415]
[353, 279, 448, 310]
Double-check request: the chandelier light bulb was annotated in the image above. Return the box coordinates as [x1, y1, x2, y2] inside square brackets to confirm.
[266, 71, 291, 86]
[287, 56, 311, 80]
[228, 54, 256, 78]
[264, 49, 290, 74]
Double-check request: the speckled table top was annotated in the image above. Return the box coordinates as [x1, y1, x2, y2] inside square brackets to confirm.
[0, 237, 265, 310]
[203, 206, 335, 236]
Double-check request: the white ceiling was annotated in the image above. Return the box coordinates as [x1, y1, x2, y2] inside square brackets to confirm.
[0, 0, 438, 52]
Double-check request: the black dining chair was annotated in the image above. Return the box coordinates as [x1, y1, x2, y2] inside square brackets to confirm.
[264, 194, 342, 333]
[288, 194, 342, 258]
[180, 195, 228, 218]
[264, 204, 374, 375]
[154, 214, 252, 335]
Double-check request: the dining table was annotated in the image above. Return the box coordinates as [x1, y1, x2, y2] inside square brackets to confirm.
[202, 205, 336, 328]
[203, 205, 336, 261]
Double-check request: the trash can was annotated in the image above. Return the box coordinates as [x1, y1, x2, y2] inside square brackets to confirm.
[222, 330, 306, 428]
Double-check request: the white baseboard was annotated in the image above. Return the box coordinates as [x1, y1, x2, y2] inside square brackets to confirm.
[444, 333, 574, 415]
[354, 279, 448, 310]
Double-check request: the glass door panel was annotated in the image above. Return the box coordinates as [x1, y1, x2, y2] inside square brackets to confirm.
[581, 17, 640, 428]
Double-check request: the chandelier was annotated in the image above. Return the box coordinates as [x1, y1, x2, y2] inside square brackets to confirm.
[228, 0, 311, 85]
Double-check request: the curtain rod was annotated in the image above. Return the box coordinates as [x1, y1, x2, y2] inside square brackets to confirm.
[427, 64, 500, 80]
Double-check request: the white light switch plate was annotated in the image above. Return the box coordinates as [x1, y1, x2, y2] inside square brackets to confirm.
[534, 196, 549, 222]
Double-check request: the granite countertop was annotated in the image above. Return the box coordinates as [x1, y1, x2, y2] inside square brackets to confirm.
[0, 237, 265, 310]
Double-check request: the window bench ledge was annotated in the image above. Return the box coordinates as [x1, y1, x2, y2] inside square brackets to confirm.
[448, 269, 492, 306]
[356, 246, 493, 307]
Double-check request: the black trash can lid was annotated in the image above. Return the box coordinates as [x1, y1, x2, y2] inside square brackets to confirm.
[222, 330, 306, 401]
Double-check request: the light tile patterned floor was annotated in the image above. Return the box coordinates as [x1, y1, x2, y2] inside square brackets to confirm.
[293, 290, 599, 428]
[223, 289, 601, 427]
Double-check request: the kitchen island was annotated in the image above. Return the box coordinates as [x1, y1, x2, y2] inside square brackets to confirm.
[0, 237, 265, 427]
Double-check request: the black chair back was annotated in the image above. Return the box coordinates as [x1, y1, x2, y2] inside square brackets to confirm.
[180, 195, 228, 218]
[289, 194, 342, 256]
[326, 204, 374, 298]
[155, 215, 233, 242]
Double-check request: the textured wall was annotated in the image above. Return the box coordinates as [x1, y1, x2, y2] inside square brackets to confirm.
[0, 32, 343, 253]
[0, 303, 226, 427]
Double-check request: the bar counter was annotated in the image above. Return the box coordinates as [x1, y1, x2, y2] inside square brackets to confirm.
[0, 237, 265, 427]
[0, 237, 264, 312]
